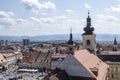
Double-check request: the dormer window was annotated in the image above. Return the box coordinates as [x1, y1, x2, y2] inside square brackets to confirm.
[90, 67, 98, 76]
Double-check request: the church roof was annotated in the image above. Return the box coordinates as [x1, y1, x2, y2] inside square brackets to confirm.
[58, 49, 108, 80]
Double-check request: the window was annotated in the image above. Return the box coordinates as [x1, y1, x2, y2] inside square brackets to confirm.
[70, 48, 72, 51]
[87, 40, 90, 46]
[111, 74, 114, 78]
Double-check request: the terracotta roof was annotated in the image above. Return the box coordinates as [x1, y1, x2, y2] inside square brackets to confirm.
[2, 53, 15, 58]
[58, 49, 108, 80]
[13, 51, 21, 54]
[52, 54, 68, 58]
[21, 51, 51, 63]
[0, 53, 6, 63]
[74, 49, 108, 80]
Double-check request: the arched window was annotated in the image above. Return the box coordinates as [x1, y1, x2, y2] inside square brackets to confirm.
[87, 40, 90, 46]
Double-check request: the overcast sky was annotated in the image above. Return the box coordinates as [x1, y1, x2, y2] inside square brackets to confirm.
[0, 0, 120, 36]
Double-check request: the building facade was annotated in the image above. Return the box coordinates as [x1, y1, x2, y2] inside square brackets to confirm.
[107, 62, 120, 80]
[23, 39, 30, 46]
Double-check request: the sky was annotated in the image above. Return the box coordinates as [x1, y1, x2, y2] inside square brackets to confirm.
[0, 0, 120, 36]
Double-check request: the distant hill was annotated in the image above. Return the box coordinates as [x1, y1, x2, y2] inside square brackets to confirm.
[0, 34, 119, 42]
[96, 34, 120, 42]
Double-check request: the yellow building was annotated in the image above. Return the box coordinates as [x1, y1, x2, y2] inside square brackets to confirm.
[107, 62, 120, 80]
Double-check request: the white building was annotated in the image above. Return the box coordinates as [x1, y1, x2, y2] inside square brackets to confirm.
[0, 54, 7, 69]
[1, 50, 23, 68]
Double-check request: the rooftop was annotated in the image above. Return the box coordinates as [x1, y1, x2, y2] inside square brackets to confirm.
[58, 49, 108, 80]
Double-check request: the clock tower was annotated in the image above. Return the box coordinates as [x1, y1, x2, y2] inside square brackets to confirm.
[82, 11, 96, 52]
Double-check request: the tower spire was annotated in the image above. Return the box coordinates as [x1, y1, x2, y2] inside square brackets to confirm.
[113, 36, 118, 51]
[70, 27, 72, 40]
[82, 11, 96, 53]
[70, 27, 72, 34]
[67, 28, 74, 55]
[87, 10, 91, 27]
[114, 36, 117, 45]
[68, 28, 73, 45]
[83, 10, 94, 35]
[88, 10, 90, 18]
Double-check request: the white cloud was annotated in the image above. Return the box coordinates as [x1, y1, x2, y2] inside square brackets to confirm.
[96, 14, 118, 22]
[0, 11, 15, 18]
[40, 12, 48, 15]
[65, 9, 75, 13]
[30, 15, 67, 23]
[30, 17, 40, 22]
[0, 11, 15, 27]
[54, 15, 67, 20]
[105, 5, 120, 13]
[22, 0, 56, 13]
[1, 10, 120, 36]
[40, 18, 55, 23]
[99, 2, 120, 34]
[16, 19, 27, 23]
[0, 11, 84, 36]
[94, 14, 120, 34]
[84, 3, 91, 9]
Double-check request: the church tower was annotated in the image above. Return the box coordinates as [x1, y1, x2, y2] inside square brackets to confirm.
[112, 37, 118, 51]
[82, 11, 96, 52]
[67, 28, 74, 55]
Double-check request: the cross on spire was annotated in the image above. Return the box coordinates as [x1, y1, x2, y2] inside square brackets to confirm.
[70, 27, 72, 33]
[88, 10, 90, 17]
[68, 27, 73, 45]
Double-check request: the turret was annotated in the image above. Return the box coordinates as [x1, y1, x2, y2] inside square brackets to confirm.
[83, 11, 94, 35]
[67, 28, 74, 55]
